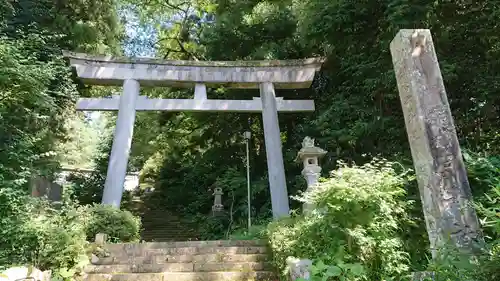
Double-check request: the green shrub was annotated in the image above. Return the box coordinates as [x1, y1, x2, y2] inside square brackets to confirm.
[85, 204, 142, 243]
[0, 188, 89, 275]
[0, 187, 143, 280]
[300, 260, 366, 281]
[464, 151, 500, 241]
[230, 224, 268, 240]
[34, 202, 89, 277]
[0, 188, 42, 268]
[267, 159, 413, 280]
[190, 213, 229, 240]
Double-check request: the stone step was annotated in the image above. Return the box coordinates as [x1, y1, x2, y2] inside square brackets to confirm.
[141, 222, 182, 225]
[141, 216, 184, 220]
[142, 224, 195, 232]
[141, 229, 195, 233]
[140, 232, 191, 236]
[142, 224, 192, 232]
[140, 233, 191, 238]
[140, 232, 196, 238]
[140, 225, 187, 229]
[161, 253, 268, 264]
[139, 237, 198, 241]
[138, 210, 198, 241]
[141, 224, 192, 227]
[140, 238, 199, 243]
[140, 226, 186, 229]
[93, 254, 268, 265]
[84, 271, 275, 281]
[85, 262, 271, 273]
[140, 221, 186, 224]
[105, 240, 267, 250]
[106, 246, 268, 257]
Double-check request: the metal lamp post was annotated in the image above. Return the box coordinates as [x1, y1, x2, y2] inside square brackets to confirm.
[243, 131, 252, 229]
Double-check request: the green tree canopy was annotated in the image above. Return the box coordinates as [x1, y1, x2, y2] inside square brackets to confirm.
[0, 0, 123, 191]
[112, 0, 500, 240]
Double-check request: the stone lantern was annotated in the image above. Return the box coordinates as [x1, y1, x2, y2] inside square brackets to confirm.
[212, 187, 224, 216]
[295, 136, 327, 213]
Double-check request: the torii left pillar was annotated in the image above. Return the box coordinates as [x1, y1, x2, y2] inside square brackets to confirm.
[101, 79, 139, 207]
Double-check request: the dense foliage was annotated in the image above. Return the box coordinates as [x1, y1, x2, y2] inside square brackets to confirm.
[85, 204, 142, 243]
[264, 158, 499, 281]
[116, 0, 500, 241]
[0, 188, 141, 278]
[0, 0, 122, 191]
[0, 0, 127, 276]
[268, 160, 414, 280]
[65, 0, 500, 275]
[1, 0, 499, 279]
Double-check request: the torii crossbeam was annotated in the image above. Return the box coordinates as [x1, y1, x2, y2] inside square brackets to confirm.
[77, 94, 315, 112]
[65, 51, 324, 219]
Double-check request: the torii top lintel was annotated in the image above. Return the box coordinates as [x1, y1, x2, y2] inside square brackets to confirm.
[64, 51, 325, 89]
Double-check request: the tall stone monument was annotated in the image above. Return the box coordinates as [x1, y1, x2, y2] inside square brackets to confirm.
[390, 29, 482, 256]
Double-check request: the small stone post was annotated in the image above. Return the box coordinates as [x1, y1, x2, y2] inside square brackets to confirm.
[390, 29, 482, 256]
[286, 257, 312, 281]
[295, 137, 327, 213]
[412, 272, 435, 281]
[212, 187, 224, 216]
[95, 233, 108, 245]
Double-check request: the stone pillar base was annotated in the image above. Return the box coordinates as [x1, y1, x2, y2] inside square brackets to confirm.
[412, 271, 435, 281]
[286, 257, 312, 281]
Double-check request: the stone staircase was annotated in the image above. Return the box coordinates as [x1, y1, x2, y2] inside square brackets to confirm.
[84, 240, 276, 281]
[140, 209, 198, 242]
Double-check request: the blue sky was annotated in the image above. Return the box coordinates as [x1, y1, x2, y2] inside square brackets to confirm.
[119, 4, 157, 57]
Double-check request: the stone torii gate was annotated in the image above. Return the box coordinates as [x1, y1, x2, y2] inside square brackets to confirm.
[64, 52, 324, 219]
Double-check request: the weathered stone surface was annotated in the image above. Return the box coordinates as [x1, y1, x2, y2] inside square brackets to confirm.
[197, 246, 268, 255]
[76, 96, 315, 112]
[84, 271, 274, 281]
[105, 246, 268, 257]
[261, 82, 290, 218]
[94, 256, 156, 265]
[91, 254, 101, 264]
[412, 271, 435, 281]
[139, 209, 199, 242]
[162, 271, 275, 281]
[85, 263, 194, 273]
[101, 79, 139, 208]
[95, 233, 108, 244]
[155, 254, 268, 264]
[101, 242, 269, 262]
[64, 51, 324, 89]
[84, 273, 163, 281]
[390, 29, 483, 256]
[1, 267, 51, 281]
[65, 51, 323, 67]
[84, 241, 273, 281]
[193, 262, 270, 272]
[286, 257, 312, 281]
[212, 187, 224, 213]
[125, 239, 267, 248]
[30, 176, 62, 202]
[155, 255, 196, 264]
[295, 137, 327, 213]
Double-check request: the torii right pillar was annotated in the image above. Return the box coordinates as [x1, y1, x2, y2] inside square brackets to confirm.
[390, 29, 483, 257]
